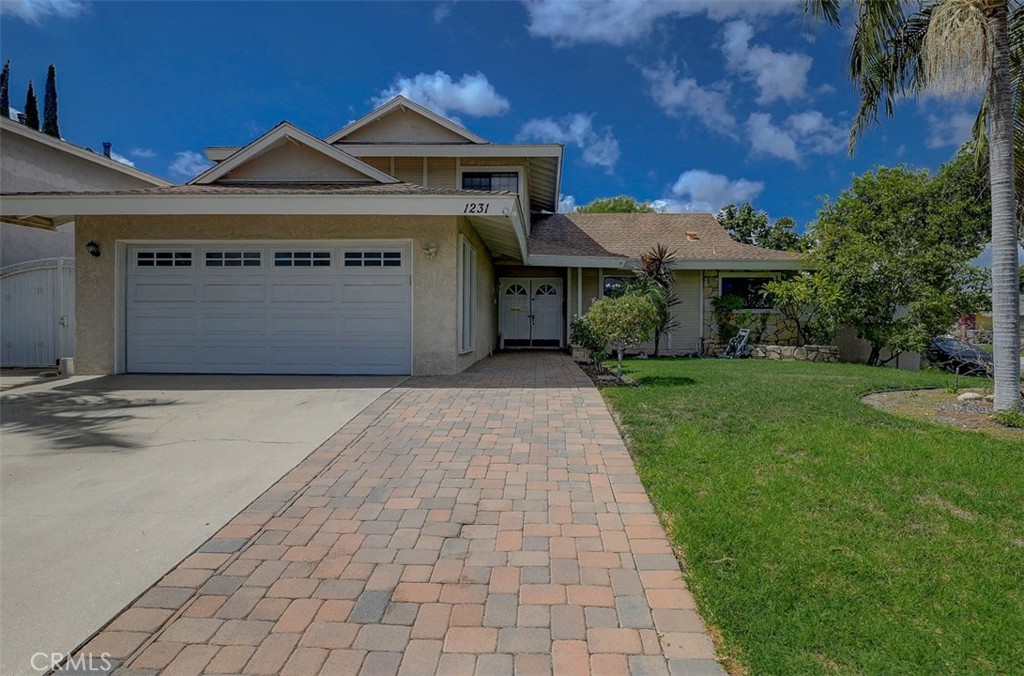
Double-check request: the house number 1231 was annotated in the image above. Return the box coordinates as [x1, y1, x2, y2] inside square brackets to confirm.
[463, 203, 490, 214]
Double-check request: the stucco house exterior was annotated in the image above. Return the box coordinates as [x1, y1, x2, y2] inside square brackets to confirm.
[0, 96, 801, 376]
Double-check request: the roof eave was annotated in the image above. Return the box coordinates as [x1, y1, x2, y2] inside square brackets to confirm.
[527, 254, 804, 270]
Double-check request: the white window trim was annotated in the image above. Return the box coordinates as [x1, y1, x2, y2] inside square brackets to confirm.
[718, 272, 781, 313]
[456, 164, 528, 216]
[458, 235, 477, 354]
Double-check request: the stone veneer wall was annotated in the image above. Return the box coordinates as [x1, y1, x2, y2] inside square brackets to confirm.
[701, 270, 799, 346]
[752, 344, 839, 362]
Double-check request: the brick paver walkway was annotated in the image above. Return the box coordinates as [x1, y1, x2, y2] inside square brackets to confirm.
[83, 353, 723, 675]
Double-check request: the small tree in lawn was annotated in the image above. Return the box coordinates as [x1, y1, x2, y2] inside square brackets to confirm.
[23, 81, 39, 130]
[42, 64, 59, 138]
[586, 294, 660, 381]
[0, 60, 10, 119]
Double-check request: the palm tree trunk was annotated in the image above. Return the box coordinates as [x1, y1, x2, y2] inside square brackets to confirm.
[986, 2, 1022, 411]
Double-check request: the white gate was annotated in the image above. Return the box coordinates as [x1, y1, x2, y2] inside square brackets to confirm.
[0, 258, 75, 367]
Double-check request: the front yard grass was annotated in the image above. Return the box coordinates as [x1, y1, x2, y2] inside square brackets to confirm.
[602, 359, 1023, 675]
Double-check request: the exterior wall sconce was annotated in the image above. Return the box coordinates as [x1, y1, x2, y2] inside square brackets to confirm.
[86, 241, 101, 257]
[422, 243, 438, 259]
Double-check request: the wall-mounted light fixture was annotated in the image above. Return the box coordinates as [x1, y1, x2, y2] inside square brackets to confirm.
[421, 243, 438, 259]
[85, 241, 101, 257]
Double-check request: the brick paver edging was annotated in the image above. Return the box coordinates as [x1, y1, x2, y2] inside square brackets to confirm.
[76, 353, 724, 675]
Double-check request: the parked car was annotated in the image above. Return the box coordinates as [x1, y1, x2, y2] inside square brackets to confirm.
[925, 337, 994, 377]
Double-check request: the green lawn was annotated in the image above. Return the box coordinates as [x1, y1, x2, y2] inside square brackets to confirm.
[602, 359, 1024, 675]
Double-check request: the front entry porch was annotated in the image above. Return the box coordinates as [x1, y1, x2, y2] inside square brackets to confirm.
[498, 276, 564, 349]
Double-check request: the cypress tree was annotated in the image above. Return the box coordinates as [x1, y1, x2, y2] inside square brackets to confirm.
[23, 81, 39, 130]
[42, 64, 59, 137]
[0, 61, 10, 119]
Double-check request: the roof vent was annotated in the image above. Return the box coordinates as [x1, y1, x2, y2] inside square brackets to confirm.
[102, 142, 112, 158]
[685, 231, 699, 241]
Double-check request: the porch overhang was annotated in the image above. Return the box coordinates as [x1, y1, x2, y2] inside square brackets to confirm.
[0, 192, 531, 262]
[526, 254, 805, 271]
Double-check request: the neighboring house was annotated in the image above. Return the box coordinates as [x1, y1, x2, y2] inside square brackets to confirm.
[0, 116, 169, 367]
[0, 115, 170, 266]
[0, 96, 801, 376]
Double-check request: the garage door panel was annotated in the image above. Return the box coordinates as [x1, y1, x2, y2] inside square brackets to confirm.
[271, 282, 335, 303]
[130, 314, 197, 336]
[201, 282, 266, 302]
[126, 242, 411, 375]
[132, 282, 197, 303]
[203, 315, 266, 335]
[269, 316, 335, 335]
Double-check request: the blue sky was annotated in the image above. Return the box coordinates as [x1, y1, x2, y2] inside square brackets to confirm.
[0, 0, 980, 230]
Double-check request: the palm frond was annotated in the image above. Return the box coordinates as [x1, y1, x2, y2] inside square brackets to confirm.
[802, 0, 843, 27]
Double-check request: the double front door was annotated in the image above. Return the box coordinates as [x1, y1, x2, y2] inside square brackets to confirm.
[500, 278, 562, 348]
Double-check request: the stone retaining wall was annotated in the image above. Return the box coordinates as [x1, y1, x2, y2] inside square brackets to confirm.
[706, 343, 839, 362]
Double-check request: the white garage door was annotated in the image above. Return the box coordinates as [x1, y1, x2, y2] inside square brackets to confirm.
[125, 242, 412, 374]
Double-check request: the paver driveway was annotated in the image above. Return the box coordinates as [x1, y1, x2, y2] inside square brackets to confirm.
[85, 353, 723, 675]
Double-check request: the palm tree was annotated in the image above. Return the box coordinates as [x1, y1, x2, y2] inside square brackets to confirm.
[806, 0, 1021, 411]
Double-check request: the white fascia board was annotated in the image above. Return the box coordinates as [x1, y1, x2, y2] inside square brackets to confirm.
[0, 192, 522, 218]
[527, 255, 804, 271]
[0, 117, 172, 187]
[335, 143, 562, 158]
[190, 122, 399, 185]
[325, 95, 488, 144]
[203, 147, 239, 162]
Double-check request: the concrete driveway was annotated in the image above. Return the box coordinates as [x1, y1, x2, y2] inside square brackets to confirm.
[0, 373, 401, 676]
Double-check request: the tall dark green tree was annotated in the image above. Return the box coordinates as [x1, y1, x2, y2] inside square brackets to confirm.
[575, 195, 656, 213]
[0, 60, 10, 119]
[42, 64, 59, 138]
[23, 80, 38, 130]
[716, 202, 804, 252]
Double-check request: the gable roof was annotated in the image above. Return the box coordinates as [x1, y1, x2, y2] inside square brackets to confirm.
[0, 116, 171, 188]
[528, 213, 803, 268]
[190, 121, 399, 185]
[325, 95, 488, 145]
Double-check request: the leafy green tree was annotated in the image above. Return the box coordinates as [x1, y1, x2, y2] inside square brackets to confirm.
[763, 273, 844, 347]
[716, 202, 804, 252]
[586, 294, 660, 380]
[23, 80, 38, 130]
[804, 0, 1020, 409]
[576, 195, 656, 213]
[802, 160, 990, 366]
[0, 60, 10, 119]
[42, 64, 59, 138]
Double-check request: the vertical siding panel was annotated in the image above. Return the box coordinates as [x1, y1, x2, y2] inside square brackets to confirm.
[427, 158, 456, 189]
[0, 258, 75, 367]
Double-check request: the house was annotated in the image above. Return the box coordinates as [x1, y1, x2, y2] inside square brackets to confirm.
[0, 96, 801, 376]
[1, 116, 169, 367]
[0, 115, 170, 267]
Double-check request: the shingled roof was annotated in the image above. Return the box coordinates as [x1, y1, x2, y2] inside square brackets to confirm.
[529, 212, 802, 263]
[0, 182, 506, 198]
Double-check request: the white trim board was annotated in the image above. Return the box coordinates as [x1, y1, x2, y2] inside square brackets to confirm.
[325, 95, 488, 145]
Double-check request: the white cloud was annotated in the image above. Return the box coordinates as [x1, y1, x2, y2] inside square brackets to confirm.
[747, 113, 800, 162]
[642, 64, 736, 136]
[558, 194, 577, 213]
[169, 150, 212, 179]
[110, 152, 134, 167]
[374, 71, 510, 118]
[130, 147, 157, 158]
[433, 1, 457, 22]
[746, 111, 847, 163]
[517, 113, 620, 172]
[523, 0, 788, 46]
[721, 20, 812, 104]
[926, 111, 975, 149]
[660, 169, 764, 213]
[0, 0, 85, 23]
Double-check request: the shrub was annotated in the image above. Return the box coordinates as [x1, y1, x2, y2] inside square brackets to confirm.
[587, 294, 660, 381]
[569, 314, 607, 370]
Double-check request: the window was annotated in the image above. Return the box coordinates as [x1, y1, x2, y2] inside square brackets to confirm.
[206, 251, 261, 267]
[458, 236, 477, 353]
[343, 251, 402, 267]
[720, 275, 775, 310]
[274, 251, 331, 267]
[136, 251, 192, 267]
[461, 171, 518, 193]
[602, 275, 628, 298]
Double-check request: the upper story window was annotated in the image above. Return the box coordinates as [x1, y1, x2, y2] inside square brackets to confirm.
[462, 171, 518, 193]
